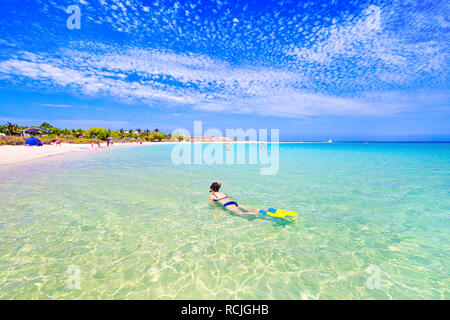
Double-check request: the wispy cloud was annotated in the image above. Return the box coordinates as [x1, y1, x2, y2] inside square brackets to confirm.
[286, 4, 448, 89]
[0, 116, 130, 129]
[0, 0, 448, 119]
[38, 103, 72, 108]
[53, 119, 130, 128]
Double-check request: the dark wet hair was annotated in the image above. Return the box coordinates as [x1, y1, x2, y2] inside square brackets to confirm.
[210, 182, 221, 192]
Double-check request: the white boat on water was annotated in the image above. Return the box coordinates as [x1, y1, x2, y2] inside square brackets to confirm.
[328, 139, 333, 143]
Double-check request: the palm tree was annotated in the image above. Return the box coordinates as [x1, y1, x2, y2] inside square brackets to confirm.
[6, 122, 21, 136]
[154, 128, 159, 132]
[40, 122, 52, 129]
[5, 122, 13, 135]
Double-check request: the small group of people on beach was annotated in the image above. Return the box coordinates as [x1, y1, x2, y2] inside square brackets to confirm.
[90, 137, 113, 149]
[91, 140, 101, 149]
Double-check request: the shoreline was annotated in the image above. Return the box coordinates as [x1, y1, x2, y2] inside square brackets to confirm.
[5, 140, 441, 167]
[0, 140, 297, 167]
[0, 141, 181, 167]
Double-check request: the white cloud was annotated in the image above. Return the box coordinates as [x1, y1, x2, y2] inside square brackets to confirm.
[38, 104, 72, 108]
[0, 1, 448, 119]
[286, 4, 448, 87]
[53, 119, 130, 128]
[0, 56, 193, 105]
[0, 116, 130, 129]
[1, 45, 448, 118]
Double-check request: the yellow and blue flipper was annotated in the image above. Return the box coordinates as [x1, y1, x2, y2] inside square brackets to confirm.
[258, 208, 298, 220]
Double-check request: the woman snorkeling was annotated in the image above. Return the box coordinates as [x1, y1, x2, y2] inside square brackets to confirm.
[208, 182, 263, 216]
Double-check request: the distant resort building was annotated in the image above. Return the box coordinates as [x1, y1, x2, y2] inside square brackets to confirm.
[190, 136, 235, 143]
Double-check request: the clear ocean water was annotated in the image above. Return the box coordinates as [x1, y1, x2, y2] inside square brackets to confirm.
[0, 142, 449, 299]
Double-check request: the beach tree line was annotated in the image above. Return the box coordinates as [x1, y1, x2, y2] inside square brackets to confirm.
[0, 122, 187, 143]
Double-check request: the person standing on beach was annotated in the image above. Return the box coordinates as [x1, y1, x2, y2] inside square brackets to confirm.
[55, 137, 61, 147]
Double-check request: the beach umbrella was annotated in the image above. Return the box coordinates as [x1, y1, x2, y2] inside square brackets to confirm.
[25, 136, 43, 146]
[23, 127, 43, 134]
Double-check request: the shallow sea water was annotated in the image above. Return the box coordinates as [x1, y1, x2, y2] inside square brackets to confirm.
[0, 142, 449, 299]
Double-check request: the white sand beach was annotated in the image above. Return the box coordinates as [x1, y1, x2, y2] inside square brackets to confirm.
[0, 142, 162, 166]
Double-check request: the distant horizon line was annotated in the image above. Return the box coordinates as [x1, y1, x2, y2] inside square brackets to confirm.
[252, 141, 450, 143]
[1, 121, 449, 143]
[176, 140, 450, 144]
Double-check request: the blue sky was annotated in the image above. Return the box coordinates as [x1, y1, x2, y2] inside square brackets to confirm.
[0, 0, 449, 140]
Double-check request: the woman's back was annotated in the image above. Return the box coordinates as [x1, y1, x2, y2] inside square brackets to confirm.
[211, 192, 228, 201]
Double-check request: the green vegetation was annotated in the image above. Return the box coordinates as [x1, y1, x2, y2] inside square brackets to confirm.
[86, 128, 110, 141]
[0, 122, 184, 145]
[0, 122, 23, 136]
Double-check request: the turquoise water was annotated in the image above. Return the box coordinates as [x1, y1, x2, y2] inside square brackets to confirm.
[0, 143, 449, 299]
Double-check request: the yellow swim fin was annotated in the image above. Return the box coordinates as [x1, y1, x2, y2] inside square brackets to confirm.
[259, 208, 299, 220]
